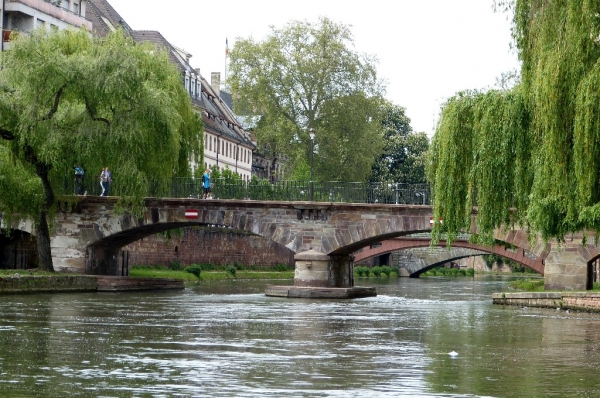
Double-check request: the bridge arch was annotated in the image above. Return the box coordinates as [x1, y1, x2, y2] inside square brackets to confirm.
[49, 197, 437, 274]
[0, 229, 38, 269]
[353, 238, 545, 276]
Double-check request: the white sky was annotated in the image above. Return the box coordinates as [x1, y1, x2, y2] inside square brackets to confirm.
[106, 0, 520, 137]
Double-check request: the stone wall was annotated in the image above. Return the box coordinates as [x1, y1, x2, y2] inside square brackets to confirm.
[125, 228, 295, 268]
[493, 292, 600, 312]
[0, 275, 97, 294]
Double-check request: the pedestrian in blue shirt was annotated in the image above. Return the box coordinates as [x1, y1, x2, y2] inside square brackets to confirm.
[202, 168, 211, 199]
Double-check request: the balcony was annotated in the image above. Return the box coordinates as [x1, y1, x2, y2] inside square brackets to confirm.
[5, 0, 92, 31]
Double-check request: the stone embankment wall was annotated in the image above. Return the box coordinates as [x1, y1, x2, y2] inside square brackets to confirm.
[0, 275, 97, 294]
[125, 228, 295, 268]
[493, 292, 600, 312]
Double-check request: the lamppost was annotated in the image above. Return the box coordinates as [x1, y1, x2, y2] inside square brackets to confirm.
[309, 128, 315, 201]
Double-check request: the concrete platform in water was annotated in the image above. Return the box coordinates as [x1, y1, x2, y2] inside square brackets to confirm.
[265, 285, 376, 299]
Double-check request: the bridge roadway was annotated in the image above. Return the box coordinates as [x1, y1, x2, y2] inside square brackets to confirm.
[8, 195, 600, 291]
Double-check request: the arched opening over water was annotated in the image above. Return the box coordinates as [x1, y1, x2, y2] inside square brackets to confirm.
[86, 222, 295, 274]
[0, 229, 38, 269]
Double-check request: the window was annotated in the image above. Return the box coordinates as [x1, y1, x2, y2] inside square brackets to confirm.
[209, 136, 212, 151]
[73, 3, 79, 14]
[204, 134, 207, 149]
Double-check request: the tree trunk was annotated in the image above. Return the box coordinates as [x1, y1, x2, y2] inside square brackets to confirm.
[36, 210, 54, 272]
[24, 143, 56, 272]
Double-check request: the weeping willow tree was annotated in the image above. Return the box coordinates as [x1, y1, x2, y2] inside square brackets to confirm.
[0, 28, 202, 271]
[429, 0, 600, 243]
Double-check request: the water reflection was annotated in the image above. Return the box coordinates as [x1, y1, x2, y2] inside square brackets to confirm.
[0, 277, 600, 397]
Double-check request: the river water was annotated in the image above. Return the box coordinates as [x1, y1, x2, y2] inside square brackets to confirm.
[1, 276, 600, 397]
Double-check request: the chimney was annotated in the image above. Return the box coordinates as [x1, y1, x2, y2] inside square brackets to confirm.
[211, 72, 221, 99]
[195, 68, 201, 77]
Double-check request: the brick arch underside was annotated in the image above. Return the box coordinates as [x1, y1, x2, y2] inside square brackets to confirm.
[86, 221, 297, 274]
[353, 238, 545, 275]
[0, 229, 38, 269]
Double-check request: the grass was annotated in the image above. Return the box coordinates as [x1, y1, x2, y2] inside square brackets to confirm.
[0, 269, 62, 276]
[508, 278, 545, 292]
[129, 267, 294, 282]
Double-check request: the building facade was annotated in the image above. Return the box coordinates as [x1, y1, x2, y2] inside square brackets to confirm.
[1, 0, 91, 52]
[86, 0, 254, 179]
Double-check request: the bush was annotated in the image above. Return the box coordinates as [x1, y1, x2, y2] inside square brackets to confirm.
[185, 264, 202, 278]
[371, 266, 382, 277]
[274, 264, 290, 272]
[354, 266, 369, 277]
[169, 261, 183, 271]
[226, 265, 237, 277]
[381, 265, 393, 277]
[200, 263, 215, 271]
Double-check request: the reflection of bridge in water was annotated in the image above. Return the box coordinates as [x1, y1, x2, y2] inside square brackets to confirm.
[353, 233, 545, 277]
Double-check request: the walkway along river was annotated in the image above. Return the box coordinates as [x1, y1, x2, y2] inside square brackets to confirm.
[1, 276, 600, 397]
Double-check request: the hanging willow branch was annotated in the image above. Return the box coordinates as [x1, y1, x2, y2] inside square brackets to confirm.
[430, 0, 600, 243]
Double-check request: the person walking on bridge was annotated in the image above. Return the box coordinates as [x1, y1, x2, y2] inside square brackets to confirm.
[100, 167, 112, 196]
[202, 168, 211, 199]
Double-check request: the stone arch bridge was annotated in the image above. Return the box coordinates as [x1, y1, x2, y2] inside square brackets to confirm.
[6, 196, 600, 290]
[353, 237, 545, 277]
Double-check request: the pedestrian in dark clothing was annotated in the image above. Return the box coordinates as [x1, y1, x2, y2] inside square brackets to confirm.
[74, 164, 85, 195]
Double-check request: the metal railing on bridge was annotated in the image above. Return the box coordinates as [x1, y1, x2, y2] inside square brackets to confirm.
[64, 178, 431, 205]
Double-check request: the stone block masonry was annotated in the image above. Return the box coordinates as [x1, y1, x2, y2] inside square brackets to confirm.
[125, 228, 295, 268]
[492, 292, 600, 312]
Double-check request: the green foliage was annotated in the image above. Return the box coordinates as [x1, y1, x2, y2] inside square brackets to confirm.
[354, 266, 370, 277]
[274, 264, 290, 272]
[429, 89, 530, 246]
[371, 266, 382, 277]
[226, 265, 237, 277]
[228, 17, 385, 180]
[168, 261, 183, 271]
[185, 264, 202, 278]
[380, 265, 393, 277]
[421, 266, 473, 277]
[508, 278, 545, 292]
[370, 102, 429, 184]
[316, 93, 386, 181]
[430, 2, 600, 243]
[0, 28, 203, 270]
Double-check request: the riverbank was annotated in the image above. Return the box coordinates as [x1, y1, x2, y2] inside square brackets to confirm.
[0, 274, 185, 294]
[0, 269, 294, 294]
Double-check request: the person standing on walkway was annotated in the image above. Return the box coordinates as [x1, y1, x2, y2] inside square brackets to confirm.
[100, 167, 112, 196]
[202, 168, 211, 199]
[74, 164, 85, 195]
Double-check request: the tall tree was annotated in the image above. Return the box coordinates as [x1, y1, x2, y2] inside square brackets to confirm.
[228, 17, 385, 180]
[429, 0, 600, 243]
[370, 102, 429, 184]
[0, 28, 202, 271]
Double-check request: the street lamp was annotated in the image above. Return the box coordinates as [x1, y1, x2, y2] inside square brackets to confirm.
[309, 128, 315, 201]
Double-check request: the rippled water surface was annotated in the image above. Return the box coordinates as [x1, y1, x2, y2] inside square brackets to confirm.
[2, 276, 600, 397]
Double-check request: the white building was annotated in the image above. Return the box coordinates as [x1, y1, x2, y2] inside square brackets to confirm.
[1, 0, 91, 51]
[86, 0, 255, 180]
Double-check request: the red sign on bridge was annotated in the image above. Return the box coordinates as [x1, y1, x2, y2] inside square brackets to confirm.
[185, 209, 198, 219]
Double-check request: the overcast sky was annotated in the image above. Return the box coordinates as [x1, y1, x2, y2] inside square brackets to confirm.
[107, 0, 520, 137]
